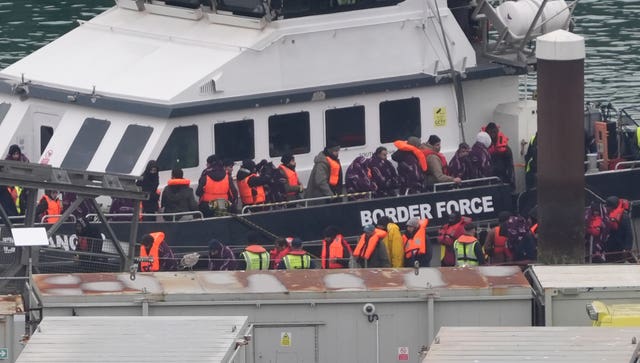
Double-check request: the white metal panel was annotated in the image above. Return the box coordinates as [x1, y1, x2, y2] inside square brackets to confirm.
[424, 326, 640, 362]
[530, 264, 640, 289]
[15, 316, 248, 363]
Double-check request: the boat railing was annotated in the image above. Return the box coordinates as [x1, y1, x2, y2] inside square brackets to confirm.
[432, 176, 502, 192]
[40, 214, 77, 224]
[84, 210, 204, 222]
[615, 160, 640, 170]
[240, 192, 372, 214]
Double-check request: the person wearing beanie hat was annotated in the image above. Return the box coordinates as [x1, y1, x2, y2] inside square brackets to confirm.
[305, 141, 343, 199]
[207, 239, 237, 271]
[403, 217, 430, 267]
[197, 154, 238, 217]
[353, 223, 391, 268]
[278, 237, 314, 269]
[453, 222, 485, 267]
[377, 216, 404, 267]
[469, 132, 493, 179]
[391, 136, 427, 195]
[5, 144, 29, 162]
[236, 159, 270, 208]
[278, 153, 304, 201]
[422, 134, 461, 188]
[321, 226, 353, 269]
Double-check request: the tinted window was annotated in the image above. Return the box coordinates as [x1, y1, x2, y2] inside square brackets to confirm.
[157, 125, 199, 171]
[269, 112, 310, 157]
[106, 125, 153, 174]
[61, 118, 110, 170]
[40, 126, 53, 155]
[215, 120, 254, 161]
[325, 106, 365, 147]
[379, 97, 421, 143]
[0, 103, 10, 125]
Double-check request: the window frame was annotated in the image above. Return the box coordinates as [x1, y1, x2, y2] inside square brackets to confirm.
[324, 105, 366, 148]
[268, 111, 311, 157]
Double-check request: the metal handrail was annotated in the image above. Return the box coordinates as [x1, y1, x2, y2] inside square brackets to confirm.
[432, 176, 501, 192]
[40, 214, 76, 224]
[615, 160, 640, 170]
[240, 192, 372, 214]
[85, 210, 204, 222]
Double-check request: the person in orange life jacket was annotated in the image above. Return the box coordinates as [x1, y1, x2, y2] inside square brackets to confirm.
[278, 153, 304, 201]
[139, 232, 177, 272]
[222, 158, 240, 213]
[423, 135, 461, 188]
[35, 190, 62, 224]
[453, 223, 485, 267]
[353, 224, 390, 268]
[437, 211, 471, 267]
[321, 226, 353, 269]
[136, 160, 160, 219]
[376, 216, 404, 268]
[161, 168, 198, 221]
[391, 136, 426, 195]
[305, 141, 343, 199]
[278, 238, 315, 269]
[604, 196, 633, 262]
[585, 202, 607, 263]
[485, 211, 513, 264]
[270, 237, 291, 269]
[402, 217, 431, 267]
[0, 186, 19, 217]
[196, 155, 237, 217]
[482, 122, 515, 187]
[237, 159, 270, 207]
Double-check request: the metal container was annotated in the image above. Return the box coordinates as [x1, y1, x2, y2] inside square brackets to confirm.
[528, 264, 640, 326]
[32, 267, 532, 363]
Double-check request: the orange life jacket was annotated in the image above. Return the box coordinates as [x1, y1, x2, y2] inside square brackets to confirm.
[394, 140, 427, 172]
[238, 174, 266, 205]
[586, 216, 603, 237]
[403, 219, 429, 258]
[167, 178, 190, 187]
[493, 226, 508, 254]
[422, 148, 448, 175]
[482, 126, 509, 154]
[321, 234, 353, 269]
[530, 223, 539, 235]
[41, 194, 62, 223]
[140, 232, 164, 272]
[353, 229, 388, 260]
[200, 175, 231, 203]
[326, 157, 341, 187]
[279, 164, 300, 196]
[245, 244, 267, 253]
[608, 199, 630, 230]
[7, 187, 17, 203]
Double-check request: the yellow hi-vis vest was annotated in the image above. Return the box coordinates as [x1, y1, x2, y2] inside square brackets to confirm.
[241, 247, 270, 270]
[283, 252, 312, 269]
[453, 235, 479, 266]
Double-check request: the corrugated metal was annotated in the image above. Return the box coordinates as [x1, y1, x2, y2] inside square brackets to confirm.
[0, 295, 24, 315]
[15, 316, 248, 363]
[32, 266, 531, 303]
[423, 327, 640, 362]
[530, 264, 640, 289]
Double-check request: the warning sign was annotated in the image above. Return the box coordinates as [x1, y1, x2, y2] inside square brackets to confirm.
[280, 332, 292, 347]
[433, 107, 446, 127]
[398, 346, 409, 361]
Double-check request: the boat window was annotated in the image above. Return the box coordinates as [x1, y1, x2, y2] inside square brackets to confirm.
[61, 118, 110, 170]
[0, 103, 9, 126]
[215, 119, 255, 161]
[268, 112, 311, 157]
[106, 125, 154, 174]
[40, 126, 54, 155]
[157, 125, 199, 171]
[325, 105, 365, 148]
[379, 97, 421, 143]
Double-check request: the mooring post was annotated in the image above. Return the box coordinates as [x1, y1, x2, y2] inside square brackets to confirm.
[536, 30, 586, 264]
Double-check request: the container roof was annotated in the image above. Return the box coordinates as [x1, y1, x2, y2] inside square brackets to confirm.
[15, 316, 248, 363]
[529, 264, 640, 289]
[0, 295, 24, 315]
[33, 267, 531, 305]
[423, 326, 640, 363]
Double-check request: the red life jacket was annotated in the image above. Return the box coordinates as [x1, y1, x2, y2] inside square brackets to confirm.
[41, 194, 62, 223]
[140, 232, 164, 272]
[321, 234, 353, 269]
[353, 229, 388, 260]
[403, 219, 429, 258]
[200, 175, 231, 203]
[422, 148, 448, 175]
[492, 226, 508, 255]
[482, 126, 509, 154]
[608, 199, 630, 230]
[394, 140, 427, 172]
[238, 174, 266, 205]
[586, 216, 603, 237]
[326, 157, 341, 187]
[279, 164, 300, 196]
